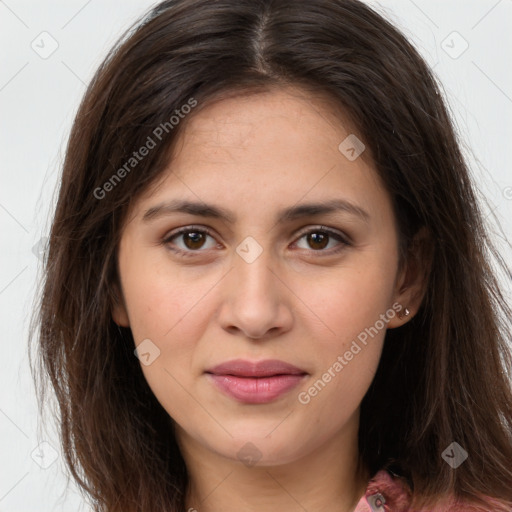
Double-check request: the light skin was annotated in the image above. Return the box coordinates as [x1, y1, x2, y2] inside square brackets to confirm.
[112, 86, 429, 512]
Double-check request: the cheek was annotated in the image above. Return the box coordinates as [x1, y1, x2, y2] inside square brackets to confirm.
[126, 281, 212, 401]
[305, 258, 397, 347]
[296, 272, 391, 432]
[119, 244, 212, 342]
[296, 256, 396, 405]
[122, 270, 214, 419]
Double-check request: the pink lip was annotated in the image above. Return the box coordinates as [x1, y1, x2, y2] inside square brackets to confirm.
[205, 359, 308, 404]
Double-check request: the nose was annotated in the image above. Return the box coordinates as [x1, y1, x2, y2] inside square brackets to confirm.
[217, 247, 293, 340]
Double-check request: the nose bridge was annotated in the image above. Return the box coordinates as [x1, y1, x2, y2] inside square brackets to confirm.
[218, 235, 292, 338]
[232, 236, 279, 305]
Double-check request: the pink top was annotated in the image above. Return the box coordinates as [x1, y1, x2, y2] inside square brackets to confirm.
[354, 470, 510, 512]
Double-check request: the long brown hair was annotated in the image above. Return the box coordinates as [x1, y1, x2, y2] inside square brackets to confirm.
[29, 0, 512, 510]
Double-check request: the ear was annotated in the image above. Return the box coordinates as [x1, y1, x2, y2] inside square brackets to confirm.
[111, 282, 130, 327]
[387, 226, 433, 328]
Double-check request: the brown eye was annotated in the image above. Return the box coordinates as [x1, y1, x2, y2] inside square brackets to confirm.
[163, 225, 350, 259]
[306, 232, 329, 250]
[163, 226, 218, 255]
[294, 226, 350, 254]
[181, 231, 207, 250]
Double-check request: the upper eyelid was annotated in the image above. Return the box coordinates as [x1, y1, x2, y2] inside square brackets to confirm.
[295, 224, 347, 238]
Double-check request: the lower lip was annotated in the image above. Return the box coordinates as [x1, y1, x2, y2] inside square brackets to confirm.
[207, 373, 306, 404]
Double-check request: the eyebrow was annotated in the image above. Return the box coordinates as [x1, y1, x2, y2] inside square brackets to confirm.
[142, 198, 370, 224]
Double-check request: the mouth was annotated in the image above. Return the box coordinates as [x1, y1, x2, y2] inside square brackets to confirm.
[205, 358, 307, 378]
[205, 359, 308, 404]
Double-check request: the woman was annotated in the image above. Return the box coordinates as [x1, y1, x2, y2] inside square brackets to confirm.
[30, 0, 512, 510]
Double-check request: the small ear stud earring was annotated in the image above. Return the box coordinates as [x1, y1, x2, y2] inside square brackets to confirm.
[397, 306, 410, 320]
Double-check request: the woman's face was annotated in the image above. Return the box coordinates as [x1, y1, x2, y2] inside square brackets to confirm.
[113, 87, 409, 467]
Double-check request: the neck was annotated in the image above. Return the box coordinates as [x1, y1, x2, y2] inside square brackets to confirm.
[178, 416, 369, 512]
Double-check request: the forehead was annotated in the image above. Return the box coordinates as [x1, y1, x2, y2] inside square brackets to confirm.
[177, 86, 364, 159]
[131, 86, 388, 226]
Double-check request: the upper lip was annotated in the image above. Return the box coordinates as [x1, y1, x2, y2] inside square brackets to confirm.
[206, 359, 307, 377]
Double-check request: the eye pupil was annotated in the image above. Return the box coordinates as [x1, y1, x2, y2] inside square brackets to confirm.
[308, 232, 329, 250]
[184, 231, 205, 249]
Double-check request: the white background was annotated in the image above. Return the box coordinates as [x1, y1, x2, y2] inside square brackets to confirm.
[1, 1, 511, 510]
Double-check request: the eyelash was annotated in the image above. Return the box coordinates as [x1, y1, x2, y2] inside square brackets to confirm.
[161, 225, 351, 258]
